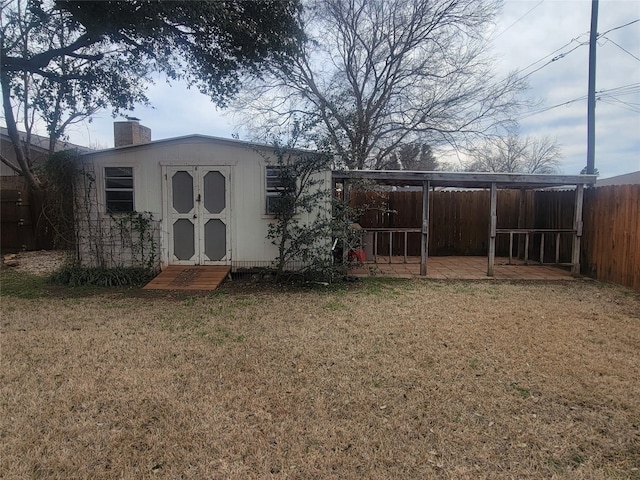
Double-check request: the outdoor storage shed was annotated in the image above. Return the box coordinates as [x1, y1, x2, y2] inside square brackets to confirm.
[78, 128, 331, 270]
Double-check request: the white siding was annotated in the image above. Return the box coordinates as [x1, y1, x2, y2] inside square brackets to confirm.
[79, 136, 332, 269]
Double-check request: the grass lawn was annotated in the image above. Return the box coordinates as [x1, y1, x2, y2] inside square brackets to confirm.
[1, 271, 639, 479]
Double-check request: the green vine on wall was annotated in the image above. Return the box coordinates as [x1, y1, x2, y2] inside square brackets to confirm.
[109, 211, 158, 271]
[38, 150, 160, 273]
[38, 150, 84, 250]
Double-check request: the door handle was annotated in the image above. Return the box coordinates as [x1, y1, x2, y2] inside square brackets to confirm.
[196, 194, 201, 202]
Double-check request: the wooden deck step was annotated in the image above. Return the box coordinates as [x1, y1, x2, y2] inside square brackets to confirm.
[143, 265, 230, 291]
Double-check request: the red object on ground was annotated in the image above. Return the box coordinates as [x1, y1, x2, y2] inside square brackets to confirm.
[348, 248, 366, 263]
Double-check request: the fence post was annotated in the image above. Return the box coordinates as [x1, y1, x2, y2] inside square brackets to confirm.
[571, 183, 585, 276]
[420, 180, 430, 276]
[342, 179, 350, 265]
[487, 183, 497, 276]
[517, 188, 526, 259]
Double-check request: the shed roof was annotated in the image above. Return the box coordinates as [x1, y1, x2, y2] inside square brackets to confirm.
[82, 133, 316, 157]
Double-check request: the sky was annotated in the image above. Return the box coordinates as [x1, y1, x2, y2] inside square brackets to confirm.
[60, 0, 640, 179]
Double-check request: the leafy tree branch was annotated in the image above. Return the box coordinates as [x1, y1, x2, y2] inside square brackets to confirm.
[1, 0, 304, 188]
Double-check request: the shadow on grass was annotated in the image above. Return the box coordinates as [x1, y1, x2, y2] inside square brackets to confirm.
[0, 269, 166, 300]
[4, 268, 582, 302]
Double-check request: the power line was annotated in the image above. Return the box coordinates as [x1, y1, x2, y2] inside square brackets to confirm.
[600, 35, 640, 62]
[598, 18, 640, 37]
[596, 83, 640, 97]
[494, 16, 640, 87]
[487, 34, 589, 92]
[515, 84, 640, 120]
[599, 98, 640, 114]
[516, 36, 588, 77]
[506, 17, 640, 120]
[491, 1, 545, 41]
[518, 41, 588, 82]
[518, 97, 586, 120]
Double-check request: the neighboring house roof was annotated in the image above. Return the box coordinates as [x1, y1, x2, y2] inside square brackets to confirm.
[1, 126, 91, 154]
[1, 127, 92, 176]
[596, 171, 640, 187]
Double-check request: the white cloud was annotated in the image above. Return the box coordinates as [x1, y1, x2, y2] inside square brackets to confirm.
[65, 77, 240, 149]
[492, 0, 640, 177]
[61, 0, 640, 178]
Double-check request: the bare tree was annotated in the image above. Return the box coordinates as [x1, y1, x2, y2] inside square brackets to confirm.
[524, 136, 563, 174]
[465, 135, 561, 174]
[236, 0, 526, 169]
[380, 143, 440, 170]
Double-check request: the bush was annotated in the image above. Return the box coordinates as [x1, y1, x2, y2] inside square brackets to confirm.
[50, 265, 156, 287]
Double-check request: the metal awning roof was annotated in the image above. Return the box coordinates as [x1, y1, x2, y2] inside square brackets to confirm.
[332, 170, 598, 189]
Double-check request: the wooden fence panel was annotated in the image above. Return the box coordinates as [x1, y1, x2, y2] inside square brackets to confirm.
[531, 190, 576, 264]
[352, 189, 525, 256]
[1, 188, 35, 251]
[0, 177, 54, 252]
[582, 185, 640, 290]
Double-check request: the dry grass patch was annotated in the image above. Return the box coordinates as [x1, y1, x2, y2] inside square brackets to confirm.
[1, 279, 639, 479]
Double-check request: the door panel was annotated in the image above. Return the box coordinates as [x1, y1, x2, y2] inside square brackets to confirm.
[173, 218, 195, 260]
[204, 219, 226, 261]
[167, 166, 230, 265]
[172, 171, 194, 213]
[203, 171, 225, 214]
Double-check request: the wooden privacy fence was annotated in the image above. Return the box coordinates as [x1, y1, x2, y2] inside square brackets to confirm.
[351, 185, 640, 290]
[581, 185, 638, 290]
[352, 189, 538, 258]
[531, 186, 639, 290]
[0, 177, 54, 252]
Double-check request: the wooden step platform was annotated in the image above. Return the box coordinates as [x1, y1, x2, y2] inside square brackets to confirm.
[143, 265, 231, 291]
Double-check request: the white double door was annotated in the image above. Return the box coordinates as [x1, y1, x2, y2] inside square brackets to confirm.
[165, 166, 230, 265]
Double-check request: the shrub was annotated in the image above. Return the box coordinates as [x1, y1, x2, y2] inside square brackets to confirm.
[50, 264, 156, 287]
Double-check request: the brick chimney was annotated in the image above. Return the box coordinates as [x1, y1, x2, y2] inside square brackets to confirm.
[114, 119, 151, 147]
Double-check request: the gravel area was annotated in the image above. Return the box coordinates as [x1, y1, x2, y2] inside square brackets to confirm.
[2, 250, 70, 276]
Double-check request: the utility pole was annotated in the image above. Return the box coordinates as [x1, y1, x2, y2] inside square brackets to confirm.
[586, 0, 599, 175]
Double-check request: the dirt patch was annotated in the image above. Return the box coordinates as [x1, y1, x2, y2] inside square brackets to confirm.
[1, 280, 639, 479]
[2, 249, 70, 276]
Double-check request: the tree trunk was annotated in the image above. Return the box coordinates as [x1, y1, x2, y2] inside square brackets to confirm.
[1, 70, 41, 190]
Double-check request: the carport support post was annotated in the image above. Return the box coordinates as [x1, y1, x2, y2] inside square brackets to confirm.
[517, 188, 526, 259]
[342, 179, 350, 265]
[571, 183, 584, 276]
[420, 180, 430, 276]
[487, 182, 497, 276]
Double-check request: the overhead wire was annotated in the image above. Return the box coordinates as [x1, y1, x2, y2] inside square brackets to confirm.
[507, 17, 640, 119]
[599, 98, 640, 114]
[599, 35, 640, 62]
[503, 18, 640, 86]
[515, 84, 640, 120]
[514, 35, 588, 77]
[490, 0, 545, 41]
[517, 96, 588, 120]
[598, 18, 640, 37]
[517, 41, 589, 82]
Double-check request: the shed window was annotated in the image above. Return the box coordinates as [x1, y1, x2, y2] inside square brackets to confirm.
[105, 167, 134, 213]
[265, 166, 296, 215]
